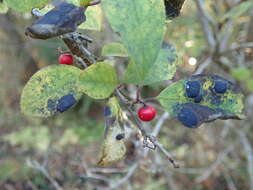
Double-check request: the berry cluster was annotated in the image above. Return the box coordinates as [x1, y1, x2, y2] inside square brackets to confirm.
[178, 78, 229, 128]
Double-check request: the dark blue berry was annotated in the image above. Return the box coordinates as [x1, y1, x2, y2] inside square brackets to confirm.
[177, 107, 198, 128]
[185, 81, 201, 98]
[56, 94, 76, 113]
[214, 80, 227, 94]
[194, 94, 203, 103]
[116, 133, 125, 140]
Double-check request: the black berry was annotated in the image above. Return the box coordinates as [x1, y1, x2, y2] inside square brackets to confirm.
[214, 80, 227, 94]
[116, 133, 125, 140]
[185, 81, 201, 98]
[57, 94, 76, 113]
[177, 107, 198, 128]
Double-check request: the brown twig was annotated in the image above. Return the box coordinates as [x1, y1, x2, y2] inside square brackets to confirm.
[26, 159, 63, 190]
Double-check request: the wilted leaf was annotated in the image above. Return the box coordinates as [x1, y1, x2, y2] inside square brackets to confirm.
[5, 0, 48, 13]
[158, 74, 245, 128]
[21, 65, 82, 117]
[98, 97, 126, 166]
[78, 61, 118, 99]
[125, 42, 178, 85]
[102, 0, 166, 85]
[102, 42, 128, 57]
[79, 5, 102, 31]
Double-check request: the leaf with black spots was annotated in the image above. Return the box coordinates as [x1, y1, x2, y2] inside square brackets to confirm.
[158, 74, 245, 128]
[21, 65, 81, 117]
[98, 97, 126, 166]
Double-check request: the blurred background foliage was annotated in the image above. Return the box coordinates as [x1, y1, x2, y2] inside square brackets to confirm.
[0, 0, 253, 189]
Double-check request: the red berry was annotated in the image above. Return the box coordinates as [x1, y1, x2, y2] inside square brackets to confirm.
[58, 54, 73, 65]
[138, 106, 157, 122]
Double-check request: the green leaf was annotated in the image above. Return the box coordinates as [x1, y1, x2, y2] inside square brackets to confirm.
[231, 68, 251, 81]
[78, 61, 118, 99]
[21, 65, 82, 117]
[102, 42, 128, 57]
[158, 75, 245, 128]
[80, 0, 92, 6]
[125, 42, 178, 85]
[0, 1, 8, 14]
[222, 2, 253, 21]
[98, 97, 126, 166]
[246, 79, 253, 92]
[102, 0, 166, 85]
[79, 5, 102, 31]
[5, 0, 49, 13]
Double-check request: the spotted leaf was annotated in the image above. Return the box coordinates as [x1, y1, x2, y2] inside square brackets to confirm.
[158, 74, 245, 128]
[98, 97, 126, 166]
[21, 65, 82, 117]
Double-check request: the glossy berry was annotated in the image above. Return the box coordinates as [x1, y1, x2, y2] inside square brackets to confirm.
[138, 106, 157, 122]
[58, 53, 73, 65]
[185, 81, 201, 98]
[116, 133, 125, 140]
[57, 94, 76, 112]
[177, 107, 198, 128]
[194, 94, 203, 103]
[214, 80, 227, 94]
